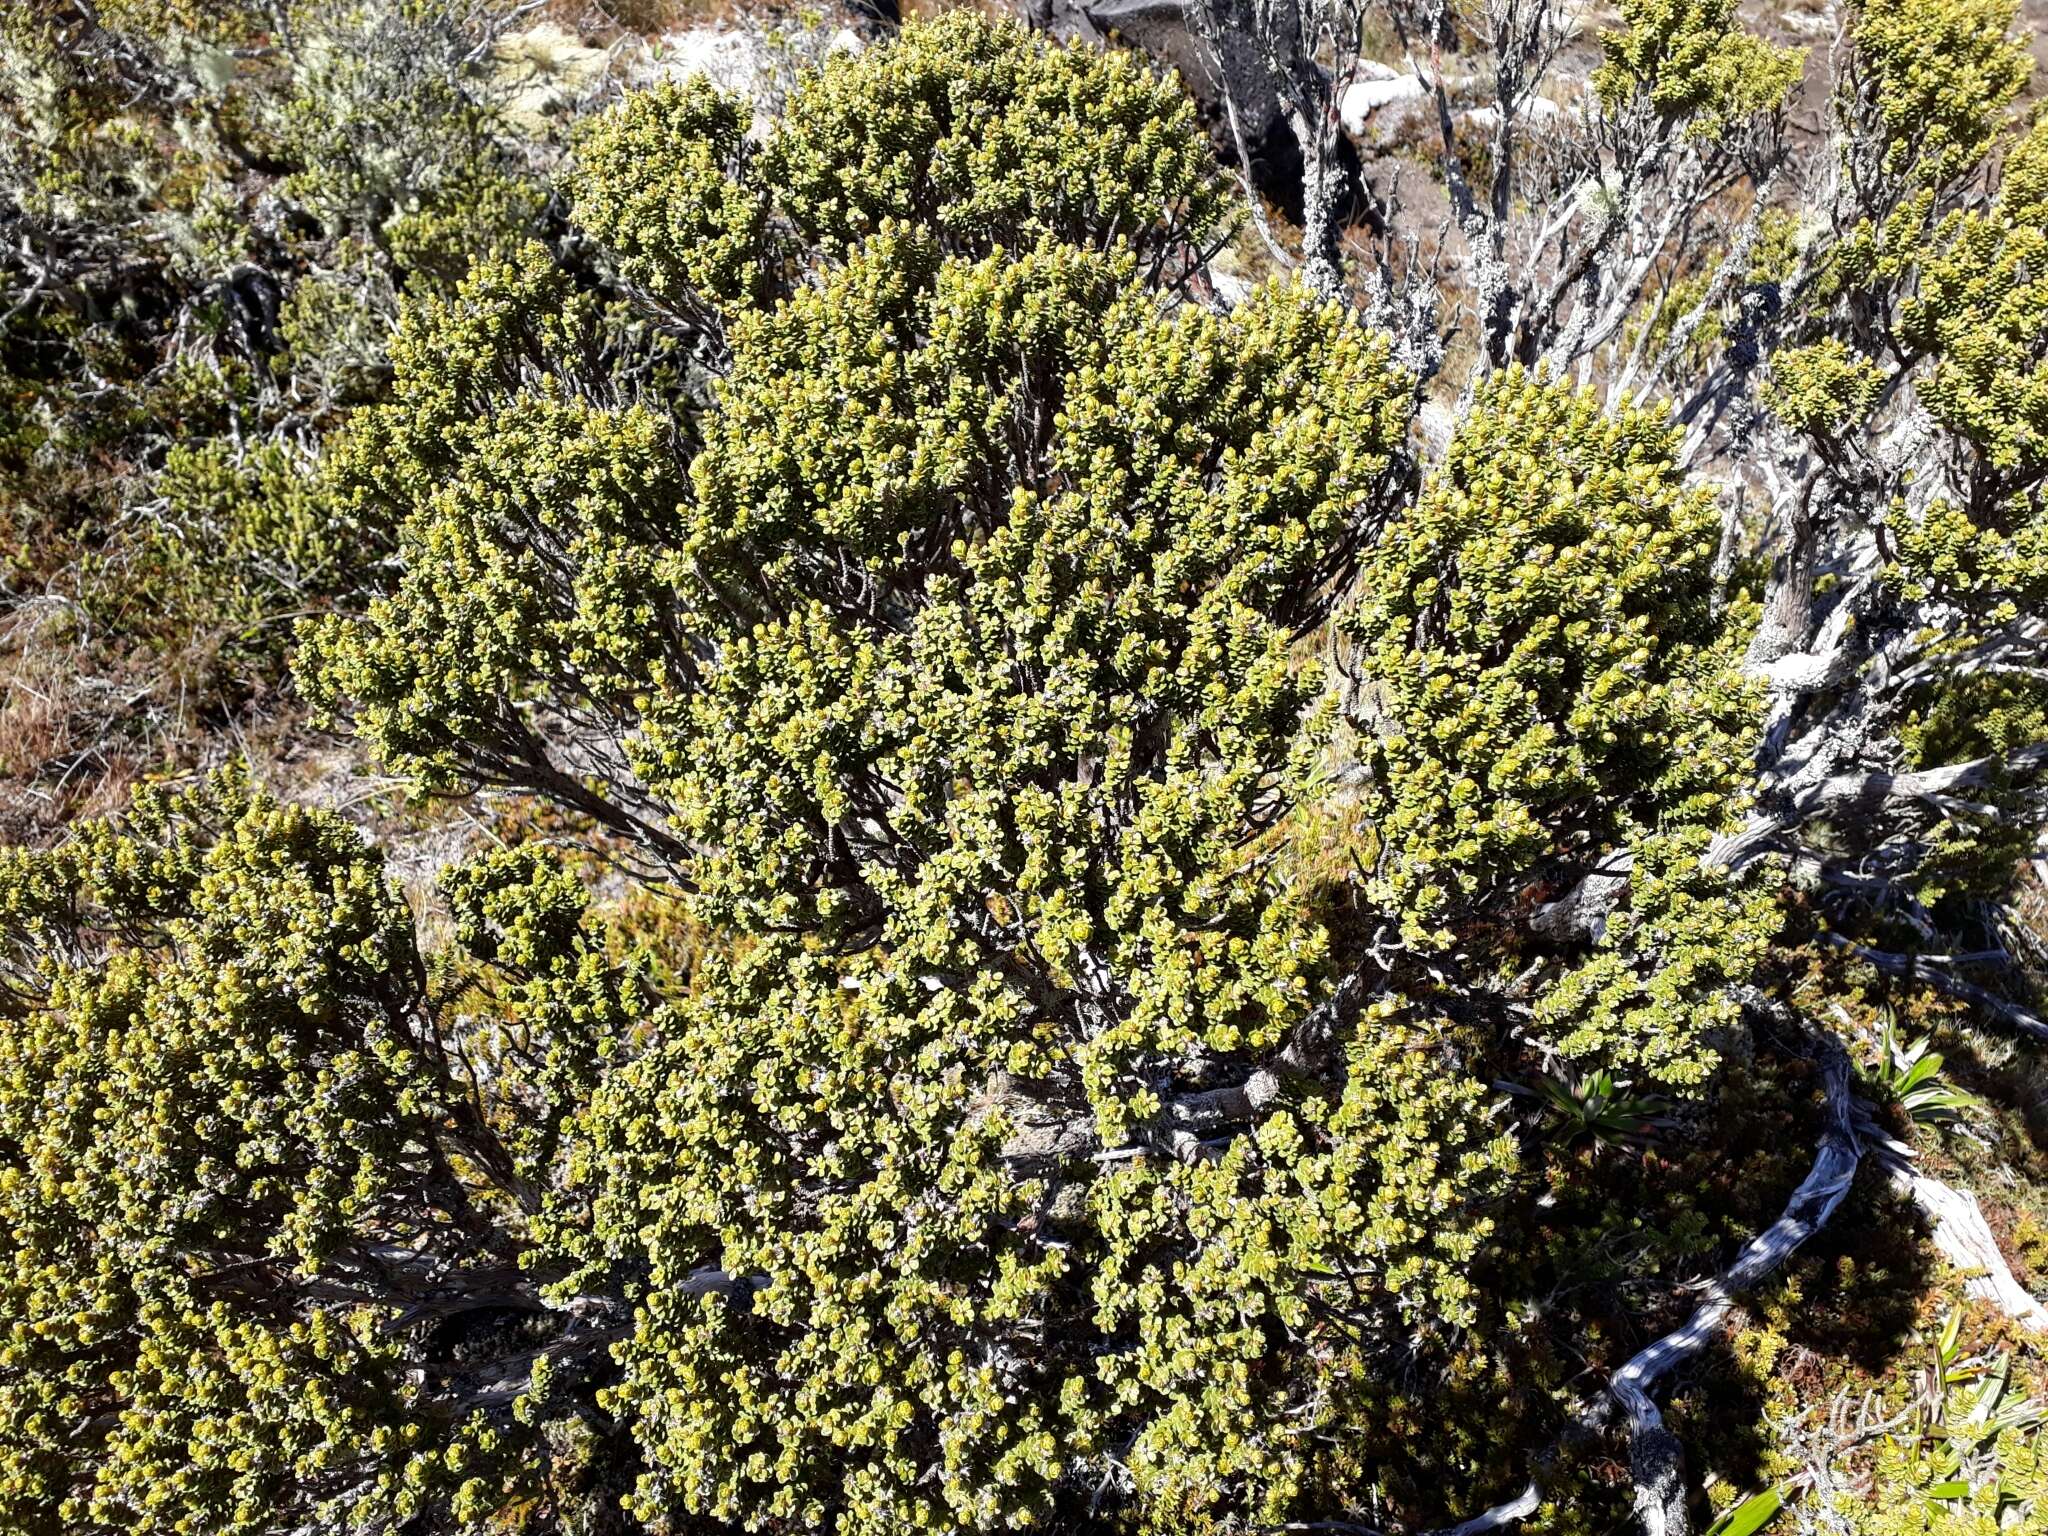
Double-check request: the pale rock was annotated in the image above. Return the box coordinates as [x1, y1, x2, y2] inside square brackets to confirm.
[1339, 72, 1428, 138]
[1462, 96, 1565, 132]
[649, 25, 775, 100]
[491, 22, 612, 134]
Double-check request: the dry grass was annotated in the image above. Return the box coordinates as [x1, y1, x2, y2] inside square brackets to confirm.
[0, 597, 161, 844]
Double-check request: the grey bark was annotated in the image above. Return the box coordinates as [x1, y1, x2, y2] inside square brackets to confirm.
[1605, 1030, 1863, 1536]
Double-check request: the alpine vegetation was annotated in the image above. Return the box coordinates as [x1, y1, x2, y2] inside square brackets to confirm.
[4, 3, 2048, 1535]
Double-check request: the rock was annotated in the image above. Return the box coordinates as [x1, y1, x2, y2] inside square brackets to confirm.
[1339, 72, 1428, 138]
[647, 24, 776, 100]
[641, 21, 863, 133]
[1462, 96, 1566, 132]
[491, 22, 612, 134]
[1208, 264, 1255, 308]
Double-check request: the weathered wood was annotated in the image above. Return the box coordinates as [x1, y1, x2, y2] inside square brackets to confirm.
[1894, 1168, 2048, 1332]
[1605, 1034, 1862, 1536]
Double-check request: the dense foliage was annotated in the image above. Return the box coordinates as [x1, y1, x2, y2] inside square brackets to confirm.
[3, 2, 2048, 1534]
[0, 0, 589, 837]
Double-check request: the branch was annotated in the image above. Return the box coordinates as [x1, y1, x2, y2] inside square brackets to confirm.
[1623, 166, 1782, 404]
[998, 971, 1373, 1165]
[1820, 934, 2048, 1043]
[1886, 1163, 2048, 1331]
[1607, 1030, 1863, 1536]
[1530, 865, 1632, 944]
[1258, 1478, 1540, 1535]
[1427, 1482, 1543, 1536]
[676, 1265, 761, 1297]
[1184, 0, 1302, 276]
[1296, 1028, 1861, 1536]
[1783, 741, 2048, 823]
[1532, 739, 2048, 946]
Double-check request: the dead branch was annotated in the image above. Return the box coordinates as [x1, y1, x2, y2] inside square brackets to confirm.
[1606, 1029, 1862, 1536]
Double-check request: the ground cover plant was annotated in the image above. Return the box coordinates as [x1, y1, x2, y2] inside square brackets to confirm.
[4, 3, 2048, 1533]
